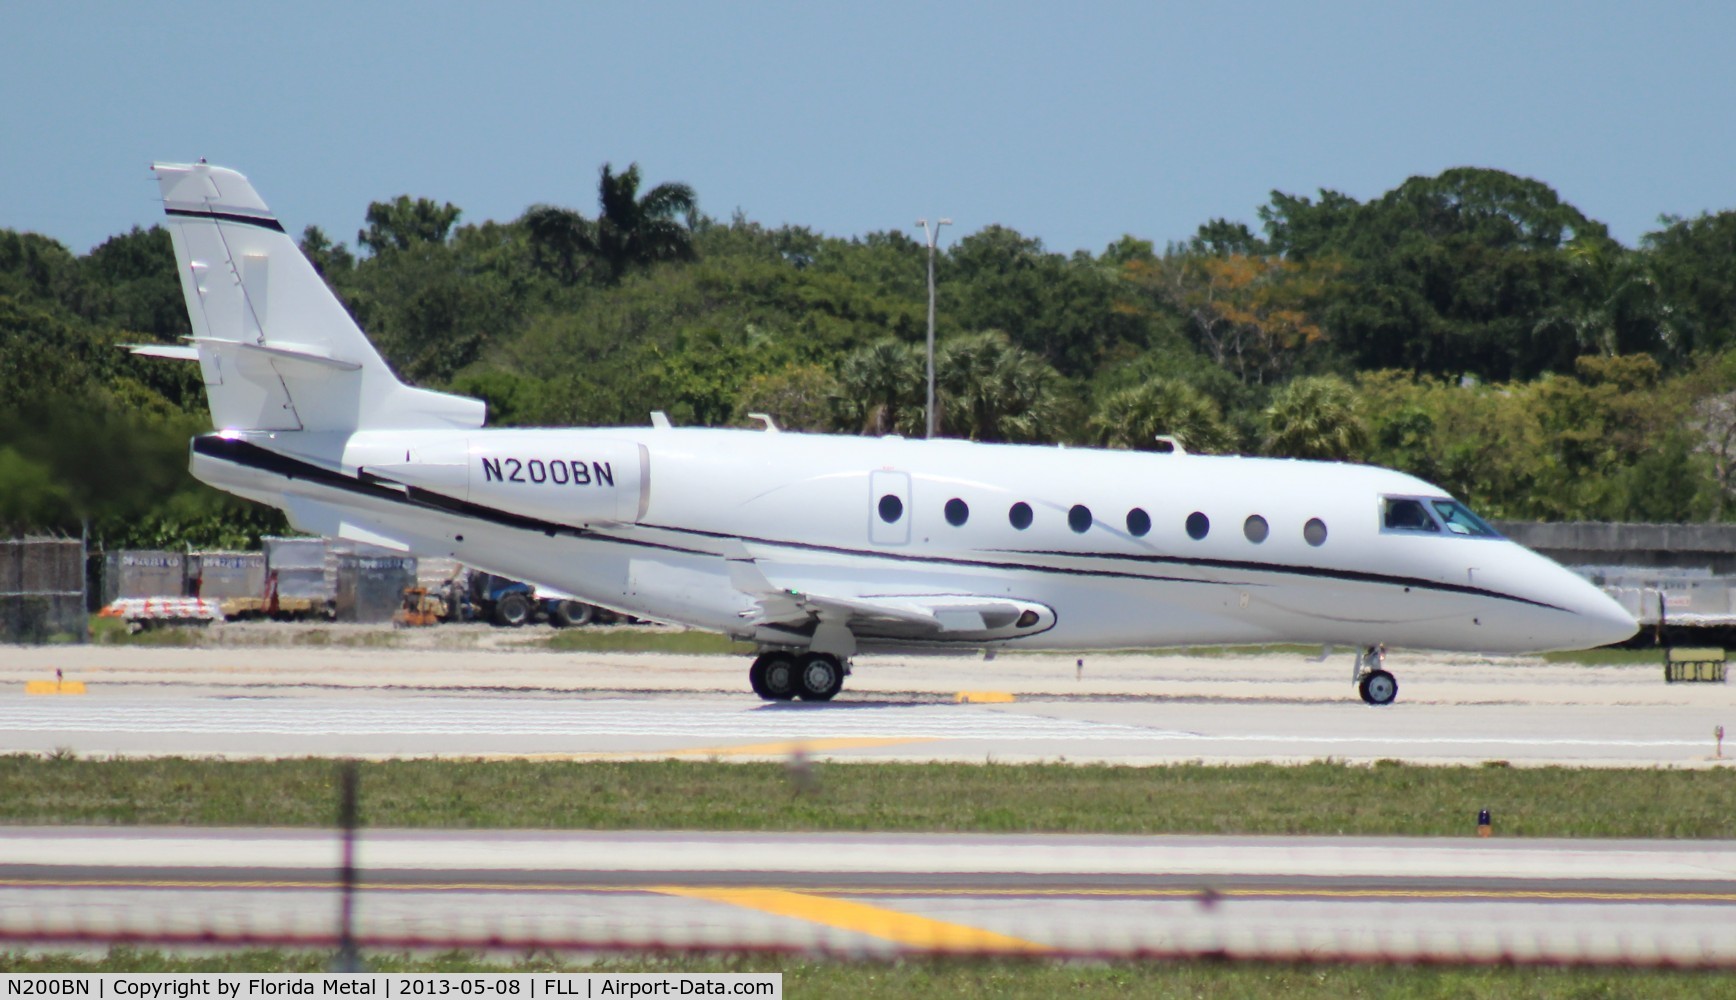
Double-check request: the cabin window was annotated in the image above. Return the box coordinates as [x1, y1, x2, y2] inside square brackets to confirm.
[1382, 497, 1440, 533]
[945, 498, 970, 526]
[1009, 502, 1033, 530]
[1126, 507, 1151, 537]
[1304, 517, 1328, 547]
[878, 494, 904, 523]
[1243, 515, 1269, 543]
[1069, 504, 1093, 533]
[1186, 511, 1210, 540]
[1430, 499, 1501, 537]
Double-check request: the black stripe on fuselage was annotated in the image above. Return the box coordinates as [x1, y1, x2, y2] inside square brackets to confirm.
[646, 523, 1212, 586]
[192, 436, 706, 559]
[196, 436, 1195, 584]
[196, 435, 1567, 612]
[995, 548, 1569, 612]
[640, 524, 1570, 614]
[165, 207, 287, 233]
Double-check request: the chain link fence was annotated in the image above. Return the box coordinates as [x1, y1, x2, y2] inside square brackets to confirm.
[0, 535, 86, 644]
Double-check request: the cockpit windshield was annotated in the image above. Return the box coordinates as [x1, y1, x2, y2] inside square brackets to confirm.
[1382, 495, 1502, 538]
[1429, 499, 1501, 537]
[1382, 497, 1439, 532]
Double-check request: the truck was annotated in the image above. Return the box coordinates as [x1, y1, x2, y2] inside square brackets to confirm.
[462, 570, 614, 628]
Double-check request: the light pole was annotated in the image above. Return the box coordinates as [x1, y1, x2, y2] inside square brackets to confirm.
[917, 217, 951, 439]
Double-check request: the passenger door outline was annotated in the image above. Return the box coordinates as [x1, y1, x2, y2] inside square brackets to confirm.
[869, 470, 912, 546]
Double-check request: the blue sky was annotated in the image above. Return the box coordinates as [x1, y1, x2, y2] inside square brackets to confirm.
[4, 2, 1734, 256]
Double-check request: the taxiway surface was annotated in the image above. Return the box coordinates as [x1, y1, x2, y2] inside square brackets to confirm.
[3, 828, 1732, 962]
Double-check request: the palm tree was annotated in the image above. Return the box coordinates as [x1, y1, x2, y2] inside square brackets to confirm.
[521, 204, 591, 285]
[1090, 379, 1235, 453]
[1262, 375, 1368, 460]
[835, 340, 924, 436]
[593, 162, 698, 280]
[523, 162, 698, 285]
[935, 332, 1065, 443]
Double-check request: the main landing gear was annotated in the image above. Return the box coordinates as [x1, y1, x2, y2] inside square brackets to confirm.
[749, 651, 847, 702]
[1353, 644, 1398, 706]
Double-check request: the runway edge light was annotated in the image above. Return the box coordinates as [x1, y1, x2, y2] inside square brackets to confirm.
[1477, 808, 1492, 838]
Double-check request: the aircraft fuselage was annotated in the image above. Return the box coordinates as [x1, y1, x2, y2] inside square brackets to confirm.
[191, 425, 1636, 657]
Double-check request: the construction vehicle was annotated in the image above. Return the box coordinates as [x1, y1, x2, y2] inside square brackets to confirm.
[393, 586, 446, 628]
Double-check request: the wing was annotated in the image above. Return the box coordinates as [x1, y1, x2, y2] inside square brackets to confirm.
[724, 546, 1054, 642]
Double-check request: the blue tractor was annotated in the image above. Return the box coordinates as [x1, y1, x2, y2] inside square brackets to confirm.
[465, 570, 602, 628]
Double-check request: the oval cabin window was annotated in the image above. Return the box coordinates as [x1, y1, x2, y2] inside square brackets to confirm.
[1069, 505, 1093, 533]
[1186, 512, 1210, 540]
[1126, 508, 1151, 537]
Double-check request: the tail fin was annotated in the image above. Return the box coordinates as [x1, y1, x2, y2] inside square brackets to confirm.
[149, 161, 485, 433]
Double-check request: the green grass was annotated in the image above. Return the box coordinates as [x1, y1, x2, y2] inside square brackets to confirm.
[2, 756, 1731, 838]
[87, 615, 206, 646]
[534, 628, 754, 654]
[1542, 646, 1669, 665]
[1005, 643, 1327, 658]
[3, 950, 1732, 998]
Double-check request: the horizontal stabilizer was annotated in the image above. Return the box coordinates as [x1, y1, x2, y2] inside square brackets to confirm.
[194, 338, 363, 373]
[126, 344, 200, 361]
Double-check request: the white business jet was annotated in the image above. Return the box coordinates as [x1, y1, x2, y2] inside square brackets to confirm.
[135, 162, 1637, 705]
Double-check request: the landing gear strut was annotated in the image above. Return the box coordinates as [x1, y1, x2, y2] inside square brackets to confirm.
[1354, 645, 1397, 706]
[750, 651, 847, 702]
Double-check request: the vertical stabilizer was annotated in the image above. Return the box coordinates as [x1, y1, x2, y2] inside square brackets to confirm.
[151, 162, 485, 433]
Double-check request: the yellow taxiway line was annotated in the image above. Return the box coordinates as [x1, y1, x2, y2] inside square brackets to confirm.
[654, 886, 1049, 953]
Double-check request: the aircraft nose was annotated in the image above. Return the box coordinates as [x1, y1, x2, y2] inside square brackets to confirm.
[1578, 586, 1640, 648]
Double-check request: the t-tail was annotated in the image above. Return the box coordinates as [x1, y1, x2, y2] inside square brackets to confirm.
[138, 161, 484, 433]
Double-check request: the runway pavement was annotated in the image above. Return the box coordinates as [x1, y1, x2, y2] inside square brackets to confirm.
[2, 828, 1732, 962]
[0, 688, 1732, 765]
[2, 644, 1733, 765]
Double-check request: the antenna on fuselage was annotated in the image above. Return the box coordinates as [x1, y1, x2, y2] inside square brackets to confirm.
[1153, 435, 1187, 454]
[650, 411, 672, 429]
[746, 413, 781, 433]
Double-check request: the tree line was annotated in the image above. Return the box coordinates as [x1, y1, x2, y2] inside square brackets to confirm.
[5, 163, 1736, 547]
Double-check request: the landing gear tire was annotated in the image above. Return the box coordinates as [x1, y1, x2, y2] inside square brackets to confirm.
[795, 653, 845, 702]
[750, 653, 798, 701]
[492, 593, 532, 627]
[547, 600, 594, 628]
[1358, 669, 1398, 706]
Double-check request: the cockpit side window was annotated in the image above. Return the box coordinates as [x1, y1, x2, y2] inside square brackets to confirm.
[1382, 497, 1440, 532]
[1430, 499, 1501, 537]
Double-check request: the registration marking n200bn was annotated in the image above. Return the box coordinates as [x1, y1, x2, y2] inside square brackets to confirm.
[480, 457, 614, 487]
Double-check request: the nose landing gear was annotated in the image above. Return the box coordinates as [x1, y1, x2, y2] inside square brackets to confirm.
[750, 651, 846, 702]
[1354, 645, 1398, 706]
